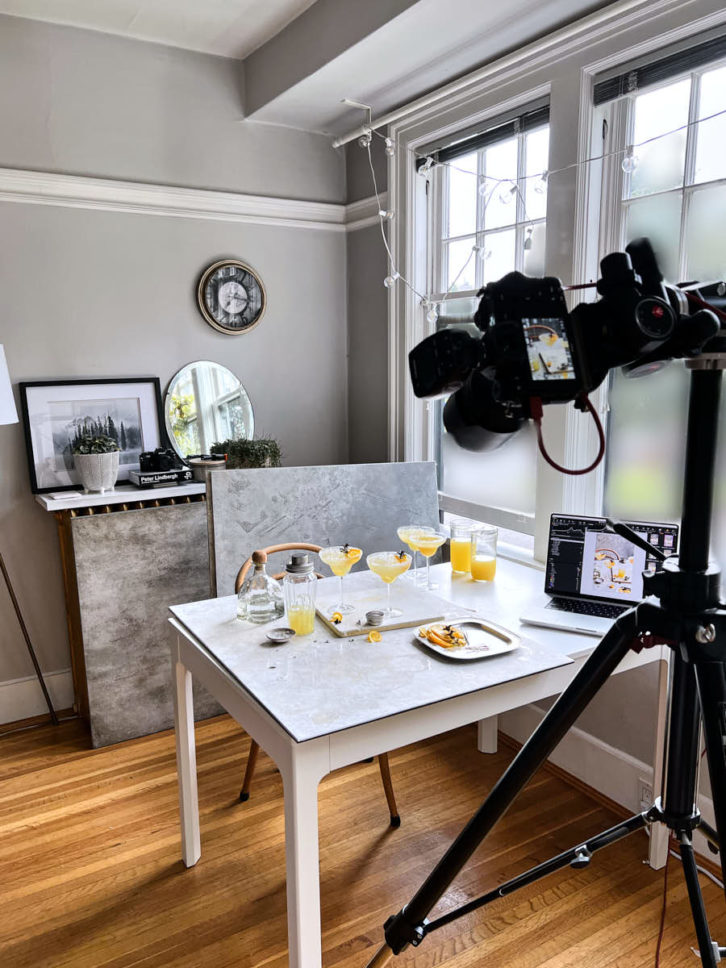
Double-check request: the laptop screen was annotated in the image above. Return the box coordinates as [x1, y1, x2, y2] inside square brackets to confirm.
[545, 514, 679, 604]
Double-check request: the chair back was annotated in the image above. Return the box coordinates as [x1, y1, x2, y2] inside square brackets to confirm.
[235, 542, 323, 592]
[207, 461, 440, 595]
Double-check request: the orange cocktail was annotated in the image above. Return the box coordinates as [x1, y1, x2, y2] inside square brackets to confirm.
[367, 551, 411, 618]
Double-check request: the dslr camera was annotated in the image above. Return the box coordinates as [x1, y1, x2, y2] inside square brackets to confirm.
[138, 447, 185, 473]
[409, 238, 723, 451]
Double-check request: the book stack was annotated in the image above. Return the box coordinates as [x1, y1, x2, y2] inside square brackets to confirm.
[129, 468, 194, 488]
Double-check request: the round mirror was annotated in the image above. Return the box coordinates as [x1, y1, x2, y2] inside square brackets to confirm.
[165, 361, 254, 458]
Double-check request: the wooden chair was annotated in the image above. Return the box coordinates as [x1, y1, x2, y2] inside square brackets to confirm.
[234, 541, 401, 827]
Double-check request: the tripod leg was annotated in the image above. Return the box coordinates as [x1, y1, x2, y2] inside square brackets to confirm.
[376, 608, 639, 959]
[679, 832, 719, 968]
[694, 661, 726, 897]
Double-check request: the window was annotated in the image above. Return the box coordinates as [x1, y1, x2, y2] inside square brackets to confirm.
[427, 111, 550, 534]
[598, 55, 726, 543]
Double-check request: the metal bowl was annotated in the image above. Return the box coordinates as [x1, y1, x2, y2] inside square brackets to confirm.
[266, 627, 296, 645]
[365, 610, 384, 626]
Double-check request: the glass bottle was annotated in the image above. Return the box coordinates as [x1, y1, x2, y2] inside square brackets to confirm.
[237, 550, 285, 623]
[283, 552, 318, 636]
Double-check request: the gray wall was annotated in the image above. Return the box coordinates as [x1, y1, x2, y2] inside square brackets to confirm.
[0, 17, 347, 693]
[346, 139, 389, 463]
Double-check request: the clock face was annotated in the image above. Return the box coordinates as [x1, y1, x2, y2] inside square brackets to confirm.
[197, 260, 266, 335]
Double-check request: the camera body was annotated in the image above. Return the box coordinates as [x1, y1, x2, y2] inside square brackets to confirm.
[139, 447, 185, 473]
[409, 239, 720, 451]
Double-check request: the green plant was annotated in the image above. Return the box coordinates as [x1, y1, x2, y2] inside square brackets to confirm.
[72, 434, 120, 455]
[210, 437, 281, 469]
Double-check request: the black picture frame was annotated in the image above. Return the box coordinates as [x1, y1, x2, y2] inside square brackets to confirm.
[19, 378, 166, 494]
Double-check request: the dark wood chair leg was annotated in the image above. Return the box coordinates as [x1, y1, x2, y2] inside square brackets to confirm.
[377, 753, 400, 827]
[239, 740, 260, 802]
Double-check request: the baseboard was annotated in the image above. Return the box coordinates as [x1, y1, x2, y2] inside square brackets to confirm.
[0, 669, 74, 724]
[500, 704, 718, 866]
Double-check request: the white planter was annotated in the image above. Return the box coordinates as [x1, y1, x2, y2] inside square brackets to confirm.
[74, 451, 120, 493]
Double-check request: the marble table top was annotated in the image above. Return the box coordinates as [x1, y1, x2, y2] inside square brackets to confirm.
[170, 564, 573, 743]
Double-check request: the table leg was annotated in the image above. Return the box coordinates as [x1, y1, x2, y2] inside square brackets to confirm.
[477, 716, 498, 753]
[172, 646, 201, 868]
[648, 655, 670, 870]
[281, 742, 329, 968]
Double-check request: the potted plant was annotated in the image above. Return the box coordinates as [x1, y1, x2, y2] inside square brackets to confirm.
[210, 437, 282, 469]
[72, 434, 121, 493]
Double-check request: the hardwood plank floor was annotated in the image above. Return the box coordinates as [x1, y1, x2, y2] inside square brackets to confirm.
[1, 716, 723, 968]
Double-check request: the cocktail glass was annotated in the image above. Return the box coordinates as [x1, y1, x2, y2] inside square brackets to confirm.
[318, 545, 362, 614]
[413, 530, 448, 590]
[366, 551, 411, 618]
[397, 525, 434, 584]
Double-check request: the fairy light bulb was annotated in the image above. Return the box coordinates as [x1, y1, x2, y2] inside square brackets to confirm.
[523, 226, 534, 251]
[358, 127, 373, 148]
[498, 183, 517, 205]
[384, 138, 395, 157]
[426, 303, 439, 324]
[478, 181, 490, 197]
[383, 272, 400, 288]
[378, 209, 394, 220]
[418, 156, 435, 176]
[621, 146, 639, 174]
[534, 171, 548, 194]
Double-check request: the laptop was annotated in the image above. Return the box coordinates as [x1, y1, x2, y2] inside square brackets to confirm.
[520, 513, 679, 636]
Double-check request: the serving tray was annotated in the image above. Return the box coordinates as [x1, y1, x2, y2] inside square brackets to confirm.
[416, 618, 520, 661]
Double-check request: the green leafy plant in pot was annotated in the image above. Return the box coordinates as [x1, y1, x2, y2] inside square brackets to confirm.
[72, 434, 121, 493]
[210, 437, 282, 469]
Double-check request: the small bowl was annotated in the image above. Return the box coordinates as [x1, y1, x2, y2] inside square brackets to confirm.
[366, 610, 384, 626]
[266, 627, 296, 645]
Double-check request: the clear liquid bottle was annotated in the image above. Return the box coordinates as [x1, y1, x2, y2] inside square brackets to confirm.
[237, 550, 285, 623]
[283, 553, 318, 636]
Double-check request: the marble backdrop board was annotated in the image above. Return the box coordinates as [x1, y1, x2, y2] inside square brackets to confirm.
[72, 502, 221, 747]
[207, 462, 441, 596]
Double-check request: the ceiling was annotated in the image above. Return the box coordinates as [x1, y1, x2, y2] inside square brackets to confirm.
[0, 0, 319, 59]
[1, 0, 617, 133]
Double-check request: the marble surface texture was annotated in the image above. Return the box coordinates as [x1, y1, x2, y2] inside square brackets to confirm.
[170, 569, 572, 743]
[207, 462, 440, 596]
[73, 503, 220, 747]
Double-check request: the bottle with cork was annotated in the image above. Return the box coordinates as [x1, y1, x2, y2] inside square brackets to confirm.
[237, 550, 285, 623]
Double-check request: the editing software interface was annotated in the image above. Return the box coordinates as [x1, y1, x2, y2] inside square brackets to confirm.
[546, 515, 679, 603]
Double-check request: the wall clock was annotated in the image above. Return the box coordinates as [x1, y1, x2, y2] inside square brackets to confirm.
[197, 259, 266, 335]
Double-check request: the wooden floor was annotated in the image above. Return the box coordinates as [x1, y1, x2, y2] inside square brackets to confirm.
[1, 716, 724, 968]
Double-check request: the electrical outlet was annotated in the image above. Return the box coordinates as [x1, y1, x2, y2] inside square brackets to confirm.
[638, 778, 654, 811]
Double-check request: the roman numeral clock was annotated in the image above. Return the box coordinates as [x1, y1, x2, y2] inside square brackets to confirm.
[197, 259, 266, 335]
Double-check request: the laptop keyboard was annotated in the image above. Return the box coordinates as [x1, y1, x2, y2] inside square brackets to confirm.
[546, 597, 628, 619]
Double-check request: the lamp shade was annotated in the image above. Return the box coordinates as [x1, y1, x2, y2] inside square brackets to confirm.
[0, 345, 18, 425]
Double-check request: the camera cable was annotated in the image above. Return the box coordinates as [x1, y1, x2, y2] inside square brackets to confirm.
[530, 393, 606, 475]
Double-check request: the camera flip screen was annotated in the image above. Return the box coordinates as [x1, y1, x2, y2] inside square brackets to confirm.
[521, 318, 575, 382]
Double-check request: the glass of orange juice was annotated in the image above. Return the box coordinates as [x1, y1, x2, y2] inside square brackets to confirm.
[449, 520, 475, 574]
[470, 526, 498, 581]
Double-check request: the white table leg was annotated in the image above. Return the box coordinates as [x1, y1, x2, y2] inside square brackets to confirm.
[281, 741, 329, 968]
[648, 655, 670, 870]
[172, 646, 201, 868]
[477, 716, 498, 753]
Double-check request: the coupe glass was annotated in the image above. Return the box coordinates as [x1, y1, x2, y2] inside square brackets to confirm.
[318, 545, 362, 614]
[397, 525, 434, 584]
[366, 551, 411, 618]
[413, 530, 448, 590]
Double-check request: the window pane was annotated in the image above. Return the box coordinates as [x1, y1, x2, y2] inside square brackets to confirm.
[604, 365, 688, 522]
[446, 237, 477, 292]
[685, 185, 726, 282]
[625, 192, 682, 281]
[481, 229, 515, 284]
[523, 222, 546, 276]
[628, 79, 690, 198]
[447, 151, 478, 238]
[694, 65, 726, 184]
[525, 127, 549, 221]
[483, 138, 518, 229]
[440, 420, 537, 514]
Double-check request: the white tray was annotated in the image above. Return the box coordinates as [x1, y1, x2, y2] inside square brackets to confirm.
[316, 580, 446, 638]
[416, 618, 520, 661]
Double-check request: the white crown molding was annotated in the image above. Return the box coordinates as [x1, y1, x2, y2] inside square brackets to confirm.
[0, 167, 352, 231]
[344, 192, 387, 231]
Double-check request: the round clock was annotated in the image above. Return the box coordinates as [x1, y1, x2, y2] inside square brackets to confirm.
[197, 259, 266, 335]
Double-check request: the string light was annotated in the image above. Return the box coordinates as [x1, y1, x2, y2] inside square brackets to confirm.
[621, 145, 639, 173]
[426, 303, 439, 324]
[384, 138, 395, 157]
[383, 272, 400, 288]
[418, 155, 435, 176]
[378, 209, 394, 220]
[523, 225, 534, 251]
[534, 171, 548, 194]
[498, 182, 517, 205]
[358, 127, 373, 148]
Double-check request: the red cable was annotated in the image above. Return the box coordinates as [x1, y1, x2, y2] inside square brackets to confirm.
[530, 394, 606, 475]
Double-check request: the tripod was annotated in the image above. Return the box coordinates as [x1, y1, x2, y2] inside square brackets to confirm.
[370, 359, 726, 967]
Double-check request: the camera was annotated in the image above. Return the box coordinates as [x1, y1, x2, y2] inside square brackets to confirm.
[409, 238, 723, 451]
[138, 448, 185, 473]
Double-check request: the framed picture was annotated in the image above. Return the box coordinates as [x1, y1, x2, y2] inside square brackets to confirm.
[19, 378, 165, 494]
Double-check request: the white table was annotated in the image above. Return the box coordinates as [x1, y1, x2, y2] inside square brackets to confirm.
[169, 559, 669, 968]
